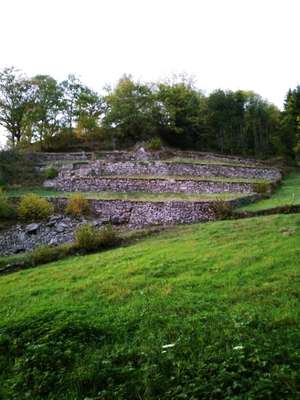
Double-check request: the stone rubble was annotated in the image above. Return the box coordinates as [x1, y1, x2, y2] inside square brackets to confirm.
[0, 215, 101, 256]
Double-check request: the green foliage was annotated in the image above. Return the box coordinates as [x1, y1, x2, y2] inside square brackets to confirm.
[17, 193, 54, 220]
[145, 136, 163, 150]
[280, 86, 300, 158]
[0, 215, 299, 399]
[253, 182, 269, 194]
[103, 75, 159, 145]
[98, 223, 119, 247]
[30, 244, 71, 266]
[75, 223, 119, 252]
[75, 224, 101, 251]
[65, 193, 90, 217]
[240, 170, 300, 211]
[0, 150, 42, 186]
[212, 198, 233, 220]
[44, 166, 59, 179]
[0, 189, 15, 219]
[0, 66, 297, 157]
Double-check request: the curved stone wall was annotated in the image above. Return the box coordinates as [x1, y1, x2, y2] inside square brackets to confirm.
[45, 176, 255, 194]
[76, 161, 281, 181]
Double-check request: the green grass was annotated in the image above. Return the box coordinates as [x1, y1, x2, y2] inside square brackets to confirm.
[239, 170, 300, 211]
[0, 214, 299, 399]
[166, 157, 275, 169]
[80, 174, 270, 184]
[6, 188, 247, 202]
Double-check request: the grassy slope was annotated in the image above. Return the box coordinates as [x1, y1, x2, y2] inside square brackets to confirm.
[49, 174, 269, 184]
[239, 170, 300, 211]
[0, 214, 299, 399]
[7, 188, 246, 202]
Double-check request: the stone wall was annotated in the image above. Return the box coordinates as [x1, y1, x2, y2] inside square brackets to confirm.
[45, 176, 255, 194]
[50, 196, 258, 228]
[27, 152, 93, 162]
[66, 160, 282, 181]
[96, 150, 267, 165]
[51, 197, 216, 227]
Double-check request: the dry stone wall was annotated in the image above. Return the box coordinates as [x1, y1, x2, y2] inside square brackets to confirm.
[60, 160, 281, 181]
[45, 176, 255, 194]
[51, 197, 216, 227]
[96, 161, 280, 180]
[27, 152, 93, 162]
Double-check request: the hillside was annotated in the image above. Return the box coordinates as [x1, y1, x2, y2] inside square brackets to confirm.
[0, 214, 299, 399]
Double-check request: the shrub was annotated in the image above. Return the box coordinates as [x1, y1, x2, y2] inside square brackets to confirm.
[18, 194, 54, 221]
[253, 182, 269, 195]
[65, 194, 90, 217]
[145, 137, 163, 151]
[212, 199, 233, 220]
[0, 150, 43, 186]
[0, 189, 16, 219]
[30, 244, 71, 266]
[45, 166, 59, 179]
[75, 224, 100, 251]
[98, 223, 119, 247]
[75, 223, 120, 252]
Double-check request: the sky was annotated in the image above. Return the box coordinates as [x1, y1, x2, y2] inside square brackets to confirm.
[0, 0, 300, 112]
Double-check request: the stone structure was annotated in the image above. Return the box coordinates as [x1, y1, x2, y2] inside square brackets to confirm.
[0, 215, 90, 256]
[0, 149, 281, 255]
[27, 151, 93, 162]
[45, 176, 255, 194]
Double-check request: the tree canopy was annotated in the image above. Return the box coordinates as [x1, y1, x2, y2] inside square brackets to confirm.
[0, 66, 297, 159]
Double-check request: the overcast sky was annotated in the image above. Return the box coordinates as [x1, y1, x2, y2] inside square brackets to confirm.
[0, 0, 300, 110]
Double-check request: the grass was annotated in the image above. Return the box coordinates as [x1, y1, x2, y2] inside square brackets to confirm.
[6, 188, 247, 202]
[0, 214, 299, 399]
[72, 174, 271, 184]
[165, 157, 276, 169]
[239, 170, 300, 211]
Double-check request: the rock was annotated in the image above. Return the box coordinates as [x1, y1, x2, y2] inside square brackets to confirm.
[91, 220, 102, 227]
[49, 237, 58, 246]
[55, 222, 69, 233]
[43, 179, 56, 188]
[25, 223, 40, 234]
[14, 245, 26, 253]
[47, 215, 61, 227]
[18, 232, 26, 241]
[135, 147, 149, 161]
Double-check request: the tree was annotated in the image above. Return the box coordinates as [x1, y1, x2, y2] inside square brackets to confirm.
[29, 75, 64, 142]
[60, 75, 102, 132]
[156, 79, 206, 149]
[0, 67, 35, 147]
[103, 75, 158, 145]
[280, 86, 300, 158]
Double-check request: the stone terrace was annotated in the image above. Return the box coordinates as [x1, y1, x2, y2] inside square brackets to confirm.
[0, 149, 282, 255]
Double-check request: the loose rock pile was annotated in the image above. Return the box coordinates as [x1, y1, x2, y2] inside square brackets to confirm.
[0, 215, 102, 256]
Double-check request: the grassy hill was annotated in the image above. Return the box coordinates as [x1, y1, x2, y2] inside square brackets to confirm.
[0, 214, 299, 399]
[239, 170, 300, 211]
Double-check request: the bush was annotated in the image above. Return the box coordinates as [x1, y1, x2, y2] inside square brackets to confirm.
[75, 223, 120, 252]
[212, 199, 233, 220]
[18, 194, 54, 221]
[0, 150, 43, 186]
[65, 194, 90, 217]
[253, 182, 269, 194]
[145, 137, 163, 151]
[30, 244, 71, 266]
[75, 224, 100, 251]
[0, 189, 16, 219]
[98, 223, 119, 247]
[45, 166, 59, 179]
